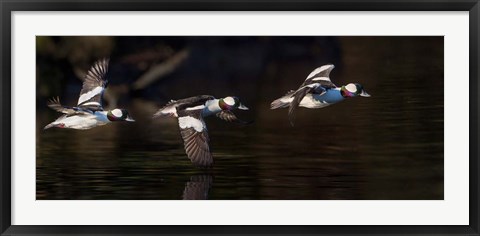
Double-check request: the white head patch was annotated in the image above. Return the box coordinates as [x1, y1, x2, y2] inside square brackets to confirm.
[224, 97, 235, 106]
[178, 116, 205, 132]
[345, 83, 358, 93]
[112, 109, 123, 117]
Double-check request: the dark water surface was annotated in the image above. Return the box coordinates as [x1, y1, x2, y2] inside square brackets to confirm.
[36, 36, 443, 200]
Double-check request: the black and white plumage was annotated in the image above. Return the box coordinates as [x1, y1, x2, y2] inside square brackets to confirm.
[44, 58, 135, 130]
[271, 64, 370, 126]
[47, 96, 90, 115]
[177, 109, 213, 167]
[287, 64, 337, 125]
[153, 95, 250, 167]
[77, 58, 109, 111]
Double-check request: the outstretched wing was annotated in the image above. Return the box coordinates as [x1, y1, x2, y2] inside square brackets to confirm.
[216, 110, 252, 125]
[77, 58, 109, 111]
[47, 97, 89, 115]
[153, 95, 215, 119]
[175, 95, 215, 111]
[177, 109, 213, 167]
[301, 64, 337, 88]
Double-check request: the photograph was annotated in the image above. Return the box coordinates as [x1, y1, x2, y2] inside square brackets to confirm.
[36, 36, 444, 200]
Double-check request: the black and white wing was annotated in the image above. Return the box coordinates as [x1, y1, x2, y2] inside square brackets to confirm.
[153, 95, 215, 118]
[288, 64, 337, 126]
[47, 97, 90, 115]
[288, 84, 325, 126]
[175, 95, 215, 111]
[216, 110, 252, 125]
[77, 58, 109, 111]
[177, 109, 213, 167]
[300, 64, 337, 89]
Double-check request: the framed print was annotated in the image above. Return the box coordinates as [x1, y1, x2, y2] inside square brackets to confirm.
[1, 0, 479, 235]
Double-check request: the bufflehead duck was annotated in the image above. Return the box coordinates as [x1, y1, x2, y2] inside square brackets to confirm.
[270, 64, 370, 126]
[44, 58, 135, 130]
[153, 95, 250, 167]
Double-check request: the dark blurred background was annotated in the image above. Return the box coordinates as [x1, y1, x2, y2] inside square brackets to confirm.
[36, 36, 443, 200]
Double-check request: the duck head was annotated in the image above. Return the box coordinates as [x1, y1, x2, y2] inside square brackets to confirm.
[341, 83, 371, 98]
[219, 96, 249, 111]
[107, 108, 135, 122]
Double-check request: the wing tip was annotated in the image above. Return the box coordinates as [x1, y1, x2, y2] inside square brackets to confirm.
[96, 57, 110, 68]
[85, 57, 110, 82]
[288, 115, 296, 127]
[47, 96, 63, 112]
[288, 107, 297, 127]
[47, 96, 60, 104]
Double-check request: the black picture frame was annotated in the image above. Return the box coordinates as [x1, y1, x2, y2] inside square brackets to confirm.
[1, 0, 479, 235]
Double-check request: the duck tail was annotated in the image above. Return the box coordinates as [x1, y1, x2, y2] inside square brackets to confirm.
[152, 110, 167, 119]
[152, 105, 177, 119]
[43, 123, 55, 130]
[270, 98, 289, 109]
[270, 90, 295, 110]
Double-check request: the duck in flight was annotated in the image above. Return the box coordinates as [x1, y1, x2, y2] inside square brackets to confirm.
[270, 64, 370, 126]
[44, 58, 135, 130]
[153, 95, 251, 167]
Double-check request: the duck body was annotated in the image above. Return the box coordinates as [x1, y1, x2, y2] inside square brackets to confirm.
[153, 95, 250, 168]
[44, 59, 134, 130]
[44, 111, 111, 130]
[201, 99, 224, 117]
[272, 87, 345, 109]
[156, 96, 225, 118]
[270, 64, 370, 126]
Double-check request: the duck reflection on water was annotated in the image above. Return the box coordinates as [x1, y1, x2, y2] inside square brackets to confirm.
[182, 175, 213, 200]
